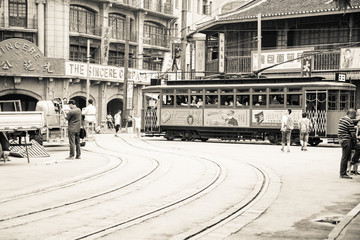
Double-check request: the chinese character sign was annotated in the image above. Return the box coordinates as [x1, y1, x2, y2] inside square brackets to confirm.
[252, 48, 313, 72]
[301, 56, 312, 77]
[218, 33, 225, 73]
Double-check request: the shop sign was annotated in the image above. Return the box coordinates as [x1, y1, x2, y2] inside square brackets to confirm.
[204, 109, 250, 127]
[126, 81, 134, 110]
[301, 56, 312, 77]
[251, 109, 302, 128]
[251, 48, 313, 72]
[195, 40, 205, 77]
[0, 38, 64, 76]
[218, 33, 225, 73]
[340, 47, 360, 70]
[160, 109, 202, 126]
[65, 61, 158, 84]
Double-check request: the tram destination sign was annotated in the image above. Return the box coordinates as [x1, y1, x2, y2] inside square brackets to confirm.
[0, 38, 64, 77]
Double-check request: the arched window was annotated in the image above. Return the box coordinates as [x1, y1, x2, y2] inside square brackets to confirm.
[144, 22, 169, 48]
[9, 0, 27, 27]
[70, 5, 97, 35]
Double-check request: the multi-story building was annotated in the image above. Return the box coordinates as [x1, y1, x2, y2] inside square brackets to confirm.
[0, 0, 178, 124]
[192, 0, 360, 108]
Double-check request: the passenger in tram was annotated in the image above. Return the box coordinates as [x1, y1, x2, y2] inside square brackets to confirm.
[229, 100, 234, 106]
[196, 98, 203, 108]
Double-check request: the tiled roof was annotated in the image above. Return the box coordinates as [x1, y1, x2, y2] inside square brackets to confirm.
[219, 0, 360, 21]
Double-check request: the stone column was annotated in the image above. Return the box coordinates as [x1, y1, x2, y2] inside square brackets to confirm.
[36, 0, 46, 54]
[137, 11, 147, 69]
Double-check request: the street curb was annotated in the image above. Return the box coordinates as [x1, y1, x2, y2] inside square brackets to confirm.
[325, 202, 360, 240]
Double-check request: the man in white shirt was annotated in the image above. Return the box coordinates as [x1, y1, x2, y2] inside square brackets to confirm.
[82, 99, 97, 134]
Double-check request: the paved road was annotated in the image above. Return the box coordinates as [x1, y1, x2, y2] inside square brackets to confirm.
[0, 134, 359, 239]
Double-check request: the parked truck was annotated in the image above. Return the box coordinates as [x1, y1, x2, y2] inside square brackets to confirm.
[0, 100, 45, 161]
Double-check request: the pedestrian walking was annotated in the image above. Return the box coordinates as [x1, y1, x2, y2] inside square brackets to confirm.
[298, 112, 311, 151]
[114, 110, 122, 136]
[127, 116, 134, 135]
[106, 113, 114, 130]
[82, 99, 97, 135]
[65, 99, 81, 160]
[280, 109, 294, 152]
[338, 108, 360, 179]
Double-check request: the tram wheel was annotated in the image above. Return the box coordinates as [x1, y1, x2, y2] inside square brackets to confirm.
[201, 138, 209, 142]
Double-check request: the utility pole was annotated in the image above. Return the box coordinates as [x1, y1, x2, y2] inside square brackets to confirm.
[257, 13, 262, 77]
[122, 15, 130, 123]
[181, 0, 187, 80]
[86, 39, 90, 104]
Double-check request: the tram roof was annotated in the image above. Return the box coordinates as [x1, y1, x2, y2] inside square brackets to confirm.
[144, 77, 356, 90]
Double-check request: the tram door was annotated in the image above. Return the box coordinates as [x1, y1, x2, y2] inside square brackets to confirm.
[143, 92, 160, 133]
[305, 91, 327, 137]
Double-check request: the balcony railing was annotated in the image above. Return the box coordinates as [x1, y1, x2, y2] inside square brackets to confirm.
[1, 14, 37, 29]
[205, 50, 341, 75]
[313, 51, 340, 71]
[205, 59, 219, 75]
[144, 34, 170, 48]
[226, 56, 252, 73]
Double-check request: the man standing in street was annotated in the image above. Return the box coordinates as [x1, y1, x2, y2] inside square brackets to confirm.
[114, 110, 122, 137]
[338, 108, 360, 179]
[66, 99, 81, 160]
[281, 109, 294, 152]
[82, 99, 97, 134]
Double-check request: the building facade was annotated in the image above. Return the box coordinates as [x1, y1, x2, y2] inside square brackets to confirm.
[193, 0, 360, 108]
[0, 0, 179, 124]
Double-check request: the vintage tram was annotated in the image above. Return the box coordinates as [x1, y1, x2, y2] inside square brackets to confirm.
[141, 77, 356, 146]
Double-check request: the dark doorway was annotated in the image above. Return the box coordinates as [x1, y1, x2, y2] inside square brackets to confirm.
[107, 99, 123, 117]
[0, 94, 38, 111]
[70, 96, 86, 110]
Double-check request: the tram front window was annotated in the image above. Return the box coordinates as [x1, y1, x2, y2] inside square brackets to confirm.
[340, 91, 350, 110]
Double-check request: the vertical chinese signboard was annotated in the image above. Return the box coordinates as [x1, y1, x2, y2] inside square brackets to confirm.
[218, 33, 225, 73]
[127, 81, 134, 110]
[301, 55, 312, 77]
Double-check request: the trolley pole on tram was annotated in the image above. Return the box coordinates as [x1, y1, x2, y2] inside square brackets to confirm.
[122, 16, 131, 124]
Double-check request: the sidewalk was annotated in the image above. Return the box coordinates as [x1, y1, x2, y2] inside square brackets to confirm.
[326, 202, 360, 240]
[0, 142, 112, 200]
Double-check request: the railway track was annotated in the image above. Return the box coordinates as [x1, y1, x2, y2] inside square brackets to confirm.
[0, 135, 225, 239]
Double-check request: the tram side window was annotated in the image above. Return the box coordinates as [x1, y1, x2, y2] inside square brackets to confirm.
[287, 94, 301, 107]
[221, 95, 234, 107]
[176, 95, 188, 107]
[162, 95, 174, 107]
[205, 95, 218, 106]
[190, 95, 204, 108]
[340, 91, 350, 110]
[328, 90, 339, 110]
[235, 95, 250, 107]
[269, 94, 284, 106]
[253, 94, 266, 107]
